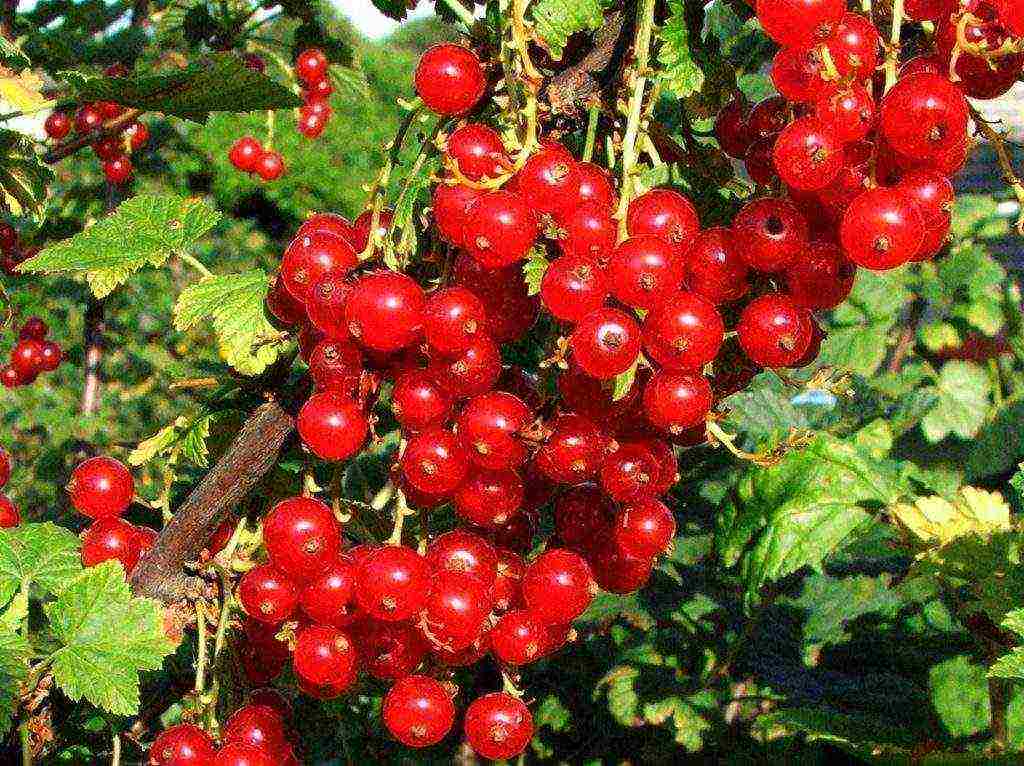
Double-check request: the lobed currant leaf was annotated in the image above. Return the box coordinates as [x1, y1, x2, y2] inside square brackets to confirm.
[0, 522, 82, 607]
[530, 0, 607, 60]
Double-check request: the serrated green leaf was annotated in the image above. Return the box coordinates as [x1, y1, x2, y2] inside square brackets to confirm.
[60, 53, 302, 122]
[174, 270, 283, 376]
[128, 418, 184, 466]
[531, 0, 606, 60]
[391, 156, 440, 266]
[990, 609, 1024, 680]
[596, 665, 639, 726]
[522, 248, 549, 297]
[45, 561, 174, 716]
[921, 360, 991, 442]
[659, 0, 705, 98]
[930, 655, 990, 738]
[0, 522, 82, 607]
[0, 129, 53, 216]
[0, 628, 30, 735]
[0, 38, 30, 71]
[129, 411, 226, 469]
[18, 195, 220, 298]
[369, 0, 410, 20]
[0, 589, 28, 634]
[966, 401, 1024, 481]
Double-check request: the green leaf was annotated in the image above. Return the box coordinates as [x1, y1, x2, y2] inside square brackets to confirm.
[1010, 463, 1024, 510]
[522, 247, 549, 297]
[0, 129, 54, 216]
[530, 0, 606, 60]
[990, 609, 1024, 680]
[390, 156, 440, 268]
[0, 37, 31, 71]
[643, 695, 713, 752]
[921, 360, 991, 442]
[45, 561, 174, 716]
[173, 270, 283, 376]
[0, 522, 82, 607]
[717, 435, 903, 596]
[596, 665, 639, 726]
[18, 195, 220, 298]
[370, 0, 411, 20]
[611, 353, 642, 402]
[60, 53, 302, 123]
[659, 0, 705, 97]
[930, 655, 990, 738]
[967, 401, 1024, 481]
[0, 629, 30, 735]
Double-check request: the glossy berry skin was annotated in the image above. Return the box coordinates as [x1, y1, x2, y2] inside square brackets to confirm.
[824, 12, 880, 79]
[299, 556, 357, 627]
[599, 442, 660, 502]
[608, 236, 685, 310]
[516, 146, 581, 219]
[351, 618, 428, 679]
[423, 570, 491, 649]
[354, 545, 432, 621]
[464, 692, 534, 761]
[0, 447, 9, 488]
[222, 704, 286, 754]
[423, 287, 486, 357]
[93, 134, 123, 161]
[589, 538, 654, 594]
[936, 9, 1023, 100]
[615, 498, 676, 558]
[351, 208, 394, 252]
[683, 227, 750, 304]
[522, 548, 594, 624]
[737, 294, 814, 368]
[453, 468, 524, 526]
[748, 95, 790, 139]
[785, 241, 856, 310]
[492, 548, 525, 611]
[574, 162, 616, 212]
[642, 291, 724, 372]
[540, 254, 609, 323]
[559, 200, 616, 265]
[81, 518, 141, 572]
[229, 137, 263, 172]
[490, 609, 545, 665]
[446, 124, 510, 181]
[731, 197, 809, 272]
[383, 674, 456, 747]
[1, 366, 21, 388]
[103, 156, 132, 185]
[814, 85, 875, 143]
[536, 413, 607, 484]
[626, 189, 699, 255]
[255, 151, 285, 181]
[571, 307, 641, 380]
[393, 371, 452, 432]
[10, 340, 44, 380]
[263, 496, 341, 582]
[839, 188, 924, 269]
[213, 744, 276, 766]
[68, 456, 134, 519]
[295, 48, 329, 85]
[308, 339, 362, 394]
[297, 212, 355, 242]
[344, 270, 425, 351]
[44, 111, 72, 140]
[456, 391, 530, 470]
[0, 495, 20, 528]
[744, 135, 777, 185]
[755, 0, 844, 47]
[75, 104, 103, 133]
[148, 723, 216, 766]
[462, 191, 538, 268]
[297, 108, 327, 138]
[771, 117, 843, 191]
[715, 96, 753, 159]
[554, 485, 614, 550]
[433, 181, 483, 247]
[428, 335, 502, 398]
[281, 231, 357, 303]
[238, 564, 298, 624]
[305, 274, 352, 339]
[897, 170, 953, 260]
[880, 73, 968, 160]
[427, 530, 498, 585]
[297, 391, 368, 461]
[125, 121, 149, 150]
[415, 43, 486, 116]
[293, 624, 357, 690]
[771, 45, 825, 103]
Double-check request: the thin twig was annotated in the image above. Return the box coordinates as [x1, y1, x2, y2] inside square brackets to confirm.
[884, 0, 904, 92]
[971, 106, 1024, 234]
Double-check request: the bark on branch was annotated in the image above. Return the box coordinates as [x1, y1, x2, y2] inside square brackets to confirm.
[129, 397, 298, 603]
[545, 10, 632, 117]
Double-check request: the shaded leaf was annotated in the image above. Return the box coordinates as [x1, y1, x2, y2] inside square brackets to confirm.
[531, 0, 606, 60]
[921, 361, 990, 442]
[0, 522, 81, 607]
[659, 0, 705, 97]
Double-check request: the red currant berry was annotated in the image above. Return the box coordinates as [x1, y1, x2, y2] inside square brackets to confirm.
[295, 48, 329, 85]
[732, 197, 809, 272]
[715, 96, 753, 158]
[297, 212, 355, 242]
[570, 307, 642, 379]
[81, 518, 141, 571]
[351, 618, 429, 679]
[0, 494, 20, 527]
[599, 441, 660, 502]
[134, 526, 157, 554]
[748, 95, 790, 139]
[456, 391, 530, 470]
[255, 150, 285, 181]
[148, 724, 216, 766]
[423, 570, 491, 649]
[839, 187, 924, 269]
[755, 0, 844, 47]
[683, 227, 750, 304]
[737, 293, 814, 367]
[125, 121, 149, 150]
[428, 334, 501, 398]
[588, 537, 654, 593]
[771, 116, 843, 191]
[1, 366, 21, 388]
[229, 136, 263, 173]
[345, 271, 425, 352]
[74, 104, 103, 133]
[282, 231, 357, 304]
[433, 181, 484, 247]
[297, 391, 368, 461]
[103, 155, 132, 185]
[350, 208, 394, 252]
[574, 162, 616, 211]
[383, 675, 456, 747]
[415, 43, 487, 116]
[493, 547, 525, 612]
[641, 291, 724, 372]
[462, 191, 538, 269]
[304, 275, 352, 338]
[608, 235, 684, 310]
[308, 339, 362, 394]
[814, 84, 875, 144]
[44, 111, 72, 140]
[464, 692, 534, 761]
[0, 447, 9, 489]
[880, 73, 968, 160]
[297, 108, 327, 139]
[293, 623, 357, 690]
[213, 743, 276, 766]
[355, 544, 431, 620]
[522, 548, 594, 624]
[19, 316, 47, 341]
[427, 529, 498, 585]
[626, 189, 699, 255]
[424, 287, 486, 357]
[222, 704, 286, 754]
[267, 274, 307, 328]
[238, 564, 298, 624]
[614, 498, 676, 557]
[823, 12, 881, 78]
[93, 134, 123, 161]
[10, 339, 44, 380]
[905, 0, 956, 18]
[785, 240, 856, 309]
[540, 253, 609, 323]
[558, 201, 616, 265]
[393, 371, 452, 432]
[936, 7, 1023, 100]
[536, 413, 608, 484]
[263, 496, 341, 582]
[554, 484, 614, 551]
[744, 135, 778, 185]
[453, 468, 524, 527]
[771, 45, 825, 103]
[515, 146, 581, 219]
[491, 609, 545, 665]
[402, 428, 470, 496]
[446, 124, 510, 181]
[68, 456, 134, 519]
[299, 556, 357, 627]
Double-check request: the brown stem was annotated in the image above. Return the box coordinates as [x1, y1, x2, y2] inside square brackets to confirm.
[989, 677, 1009, 751]
[79, 298, 105, 415]
[545, 10, 631, 117]
[42, 109, 142, 165]
[129, 397, 298, 602]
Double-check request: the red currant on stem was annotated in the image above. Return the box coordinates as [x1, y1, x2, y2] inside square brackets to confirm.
[432, 180, 483, 247]
[626, 188, 699, 255]
[464, 692, 534, 761]
[427, 529, 499, 585]
[737, 293, 814, 368]
[44, 111, 72, 140]
[731, 197, 809, 272]
[540, 253, 609, 323]
[68, 456, 134, 519]
[299, 556, 357, 627]
[263, 496, 342, 582]
[345, 271, 425, 352]
[641, 291, 725, 372]
[462, 190, 538, 269]
[148, 723, 216, 766]
[453, 468, 524, 527]
[229, 136, 263, 173]
[522, 548, 595, 624]
[0, 494, 21, 527]
[81, 518, 141, 572]
[238, 564, 299, 623]
[415, 43, 487, 116]
[295, 47, 329, 86]
[103, 155, 132, 185]
[393, 370, 452, 432]
[383, 675, 456, 748]
[839, 187, 924, 269]
[422, 569, 492, 650]
[255, 150, 285, 181]
[683, 227, 750, 304]
[297, 391, 368, 461]
[570, 307, 642, 380]
[445, 123, 511, 181]
[292, 623, 357, 690]
[354, 544, 432, 621]
[222, 704, 287, 754]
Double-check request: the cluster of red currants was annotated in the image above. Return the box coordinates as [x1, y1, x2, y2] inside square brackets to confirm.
[294, 47, 336, 139]
[68, 456, 158, 575]
[718, 0, 1023, 272]
[43, 63, 148, 186]
[149, 694, 301, 766]
[0, 221, 37, 276]
[2, 316, 63, 389]
[0, 447, 19, 528]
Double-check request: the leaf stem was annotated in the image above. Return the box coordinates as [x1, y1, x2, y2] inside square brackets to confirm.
[194, 600, 208, 695]
[178, 252, 212, 278]
[615, 0, 657, 240]
[971, 105, 1024, 234]
[438, 0, 475, 27]
[511, 0, 540, 155]
[386, 489, 413, 546]
[20, 721, 31, 766]
[884, 0, 904, 92]
[111, 730, 121, 766]
[582, 101, 600, 163]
